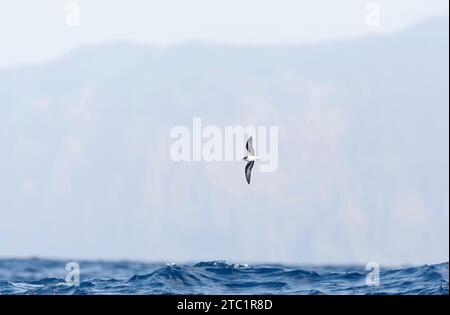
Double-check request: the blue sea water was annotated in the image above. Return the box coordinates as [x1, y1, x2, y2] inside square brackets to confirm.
[0, 259, 447, 295]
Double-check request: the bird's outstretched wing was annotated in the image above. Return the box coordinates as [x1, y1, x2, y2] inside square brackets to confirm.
[245, 161, 254, 184]
[246, 137, 255, 155]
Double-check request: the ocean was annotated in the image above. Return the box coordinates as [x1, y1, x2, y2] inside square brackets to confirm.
[0, 259, 447, 295]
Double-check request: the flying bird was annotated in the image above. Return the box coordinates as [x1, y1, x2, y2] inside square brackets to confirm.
[242, 136, 261, 184]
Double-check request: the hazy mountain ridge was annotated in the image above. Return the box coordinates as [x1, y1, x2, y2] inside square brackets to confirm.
[0, 17, 448, 264]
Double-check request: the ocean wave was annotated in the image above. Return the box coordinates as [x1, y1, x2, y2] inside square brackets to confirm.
[0, 260, 447, 295]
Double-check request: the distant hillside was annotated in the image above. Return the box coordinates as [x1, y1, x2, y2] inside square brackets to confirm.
[0, 17, 448, 264]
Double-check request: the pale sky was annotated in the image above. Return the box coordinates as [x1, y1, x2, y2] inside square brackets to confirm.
[0, 0, 449, 67]
[0, 0, 448, 265]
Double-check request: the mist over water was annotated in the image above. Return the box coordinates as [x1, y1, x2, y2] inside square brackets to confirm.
[0, 18, 448, 265]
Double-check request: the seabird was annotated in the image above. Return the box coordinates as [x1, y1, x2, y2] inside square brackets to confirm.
[242, 136, 261, 184]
